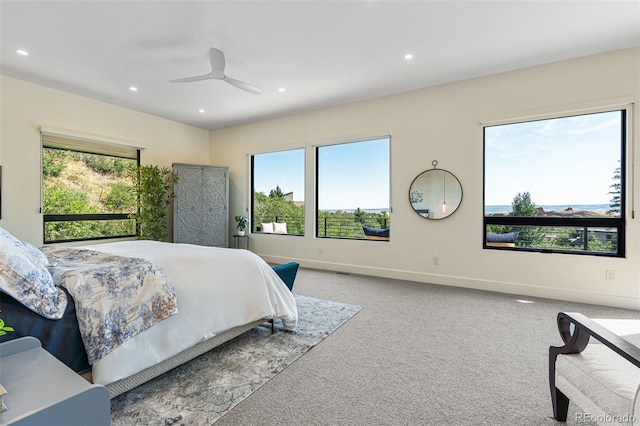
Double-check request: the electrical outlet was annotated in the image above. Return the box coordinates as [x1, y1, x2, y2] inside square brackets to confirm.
[433, 256, 440, 266]
[318, 246, 324, 255]
[606, 270, 615, 281]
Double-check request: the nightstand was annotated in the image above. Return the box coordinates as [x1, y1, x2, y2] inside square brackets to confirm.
[232, 234, 249, 250]
[0, 337, 110, 425]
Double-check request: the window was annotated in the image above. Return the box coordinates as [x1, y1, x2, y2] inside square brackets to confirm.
[316, 137, 390, 240]
[42, 131, 139, 243]
[483, 109, 626, 256]
[251, 149, 305, 235]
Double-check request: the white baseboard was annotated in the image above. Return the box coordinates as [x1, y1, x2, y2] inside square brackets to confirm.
[262, 254, 640, 310]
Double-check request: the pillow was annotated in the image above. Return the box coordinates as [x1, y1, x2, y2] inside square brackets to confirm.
[362, 226, 390, 238]
[273, 222, 288, 234]
[0, 227, 50, 267]
[486, 231, 519, 243]
[0, 227, 67, 319]
[260, 222, 274, 233]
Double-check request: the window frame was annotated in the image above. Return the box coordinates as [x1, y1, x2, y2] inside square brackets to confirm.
[41, 130, 141, 244]
[315, 136, 391, 241]
[250, 147, 306, 236]
[482, 108, 627, 257]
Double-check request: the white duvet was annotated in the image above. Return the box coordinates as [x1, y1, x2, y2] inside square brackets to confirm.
[79, 240, 298, 386]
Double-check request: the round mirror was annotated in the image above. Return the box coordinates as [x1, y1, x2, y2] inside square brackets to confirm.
[409, 165, 462, 220]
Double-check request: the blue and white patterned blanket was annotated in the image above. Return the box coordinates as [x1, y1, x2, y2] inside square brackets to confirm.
[42, 246, 178, 364]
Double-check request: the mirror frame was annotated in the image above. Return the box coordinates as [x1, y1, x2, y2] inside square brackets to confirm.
[409, 163, 463, 220]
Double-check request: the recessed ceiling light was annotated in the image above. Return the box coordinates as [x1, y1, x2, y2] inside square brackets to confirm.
[198, 109, 205, 113]
[278, 87, 286, 93]
[515, 299, 535, 304]
[129, 86, 138, 92]
[15, 49, 29, 56]
[404, 53, 414, 60]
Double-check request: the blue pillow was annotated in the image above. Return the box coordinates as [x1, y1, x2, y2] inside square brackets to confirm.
[362, 226, 390, 238]
[486, 232, 519, 243]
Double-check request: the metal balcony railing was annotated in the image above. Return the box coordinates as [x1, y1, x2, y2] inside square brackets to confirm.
[254, 215, 390, 239]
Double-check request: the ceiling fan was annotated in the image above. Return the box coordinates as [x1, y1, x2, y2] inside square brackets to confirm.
[169, 47, 263, 95]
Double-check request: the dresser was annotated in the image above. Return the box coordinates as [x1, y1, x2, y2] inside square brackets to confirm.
[173, 163, 229, 247]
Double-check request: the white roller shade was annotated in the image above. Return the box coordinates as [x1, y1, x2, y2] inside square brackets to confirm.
[40, 127, 143, 159]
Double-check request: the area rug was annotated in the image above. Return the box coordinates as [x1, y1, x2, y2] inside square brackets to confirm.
[110, 294, 362, 425]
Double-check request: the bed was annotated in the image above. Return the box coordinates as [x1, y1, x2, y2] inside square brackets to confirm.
[0, 227, 298, 397]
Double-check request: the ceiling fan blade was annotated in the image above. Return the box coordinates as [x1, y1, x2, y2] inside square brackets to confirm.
[209, 47, 226, 75]
[223, 76, 263, 95]
[170, 48, 259, 93]
[169, 74, 212, 83]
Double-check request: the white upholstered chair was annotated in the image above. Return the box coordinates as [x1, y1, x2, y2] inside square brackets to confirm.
[549, 312, 640, 425]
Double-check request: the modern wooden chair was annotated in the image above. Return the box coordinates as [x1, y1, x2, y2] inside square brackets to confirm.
[549, 312, 640, 424]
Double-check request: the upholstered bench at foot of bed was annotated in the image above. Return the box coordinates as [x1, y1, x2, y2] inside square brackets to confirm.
[272, 262, 299, 291]
[268, 262, 300, 332]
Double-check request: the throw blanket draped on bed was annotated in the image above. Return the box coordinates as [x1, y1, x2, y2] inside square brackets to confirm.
[42, 246, 178, 364]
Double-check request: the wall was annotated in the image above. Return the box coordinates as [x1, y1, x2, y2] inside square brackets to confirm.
[0, 76, 210, 245]
[210, 47, 640, 309]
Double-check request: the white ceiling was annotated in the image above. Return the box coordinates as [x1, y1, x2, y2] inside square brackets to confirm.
[1, 1, 639, 131]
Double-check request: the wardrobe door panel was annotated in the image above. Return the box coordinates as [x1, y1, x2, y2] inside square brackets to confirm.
[202, 166, 228, 247]
[173, 164, 229, 247]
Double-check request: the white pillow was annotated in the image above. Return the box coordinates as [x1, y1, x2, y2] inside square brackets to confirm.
[21, 240, 51, 267]
[260, 222, 274, 233]
[273, 222, 288, 234]
[0, 227, 67, 319]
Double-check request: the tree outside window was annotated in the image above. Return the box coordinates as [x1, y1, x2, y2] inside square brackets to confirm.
[251, 149, 305, 235]
[42, 133, 139, 243]
[484, 109, 625, 257]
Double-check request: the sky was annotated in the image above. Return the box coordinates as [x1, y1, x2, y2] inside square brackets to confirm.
[253, 110, 622, 211]
[253, 148, 305, 200]
[484, 110, 622, 206]
[253, 138, 390, 210]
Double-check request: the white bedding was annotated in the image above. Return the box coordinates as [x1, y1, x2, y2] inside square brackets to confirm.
[78, 240, 298, 386]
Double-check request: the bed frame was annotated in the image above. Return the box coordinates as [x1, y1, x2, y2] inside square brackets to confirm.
[101, 262, 301, 396]
[95, 319, 265, 397]
[1, 257, 299, 399]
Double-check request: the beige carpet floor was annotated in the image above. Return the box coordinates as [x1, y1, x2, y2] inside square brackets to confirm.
[214, 268, 638, 426]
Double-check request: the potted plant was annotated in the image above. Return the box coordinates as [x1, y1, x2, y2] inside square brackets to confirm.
[127, 164, 179, 242]
[234, 215, 249, 236]
[0, 311, 13, 336]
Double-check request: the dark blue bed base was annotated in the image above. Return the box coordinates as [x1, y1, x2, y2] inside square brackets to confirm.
[0, 288, 90, 373]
